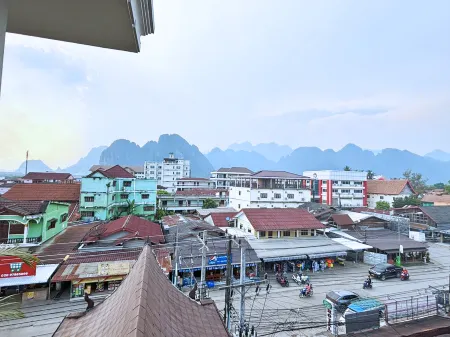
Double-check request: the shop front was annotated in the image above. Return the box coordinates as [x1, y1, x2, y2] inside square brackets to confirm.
[51, 260, 136, 299]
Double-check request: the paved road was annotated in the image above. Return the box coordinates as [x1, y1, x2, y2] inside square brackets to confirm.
[209, 245, 450, 336]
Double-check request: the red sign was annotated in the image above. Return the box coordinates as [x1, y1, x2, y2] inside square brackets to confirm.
[0, 256, 37, 278]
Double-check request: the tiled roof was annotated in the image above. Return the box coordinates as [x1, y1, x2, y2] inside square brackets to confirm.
[239, 208, 326, 231]
[196, 207, 238, 218]
[53, 245, 230, 337]
[0, 199, 48, 216]
[3, 183, 80, 202]
[177, 177, 211, 181]
[87, 165, 135, 179]
[208, 212, 238, 227]
[84, 215, 164, 245]
[56, 248, 142, 267]
[34, 222, 98, 264]
[367, 179, 415, 195]
[419, 206, 450, 225]
[22, 172, 73, 180]
[216, 167, 254, 174]
[90, 165, 144, 173]
[175, 189, 225, 197]
[251, 170, 309, 179]
[422, 194, 450, 204]
[331, 214, 354, 226]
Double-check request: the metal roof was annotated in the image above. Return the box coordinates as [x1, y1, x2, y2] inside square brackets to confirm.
[331, 238, 372, 251]
[0, 264, 59, 287]
[348, 299, 384, 313]
[247, 237, 348, 262]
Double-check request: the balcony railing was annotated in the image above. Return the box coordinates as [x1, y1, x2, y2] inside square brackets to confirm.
[0, 236, 42, 244]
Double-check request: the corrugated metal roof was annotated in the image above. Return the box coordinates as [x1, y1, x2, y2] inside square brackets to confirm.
[331, 238, 372, 251]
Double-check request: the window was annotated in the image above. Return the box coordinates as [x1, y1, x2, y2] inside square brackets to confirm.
[124, 181, 132, 187]
[300, 230, 309, 236]
[332, 189, 338, 193]
[260, 193, 268, 199]
[144, 206, 155, 212]
[354, 190, 363, 194]
[60, 214, 68, 222]
[81, 211, 94, 218]
[268, 231, 273, 238]
[112, 195, 115, 201]
[248, 229, 252, 233]
[274, 193, 281, 199]
[162, 200, 168, 206]
[283, 231, 290, 237]
[120, 194, 129, 199]
[150, 171, 155, 175]
[47, 219, 57, 230]
[322, 188, 327, 193]
[179, 200, 183, 206]
[380, 196, 384, 200]
[342, 181, 350, 185]
[260, 231, 266, 237]
[142, 194, 149, 199]
[287, 194, 294, 199]
[341, 189, 350, 193]
[322, 180, 327, 184]
[238, 204, 241, 209]
[112, 181, 117, 187]
[84, 196, 94, 202]
[239, 191, 241, 196]
[150, 166, 155, 169]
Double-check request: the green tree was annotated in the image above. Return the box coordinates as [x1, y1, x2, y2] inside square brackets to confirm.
[154, 207, 174, 220]
[433, 183, 445, 189]
[157, 190, 170, 196]
[343, 166, 351, 171]
[392, 195, 421, 208]
[118, 200, 137, 216]
[444, 181, 450, 194]
[202, 198, 218, 209]
[367, 170, 375, 180]
[0, 246, 39, 320]
[376, 200, 391, 211]
[402, 169, 428, 195]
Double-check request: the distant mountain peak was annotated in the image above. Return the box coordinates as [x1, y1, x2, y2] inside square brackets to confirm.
[425, 149, 450, 162]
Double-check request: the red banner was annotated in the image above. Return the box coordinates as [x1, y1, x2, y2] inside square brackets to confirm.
[0, 256, 37, 278]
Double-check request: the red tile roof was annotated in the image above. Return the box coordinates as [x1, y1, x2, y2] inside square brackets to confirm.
[331, 214, 354, 226]
[175, 189, 225, 197]
[34, 222, 98, 264]
[84, 215, 164, 245]
[367, 179, 416, 195]
[239, 208, 326, 231]
[208, 212, 237, 227]
[22, 172, 73, 180]
[3, 183, 80, 202]
[87, 165, 134, 179]
[0, 199, 49, 216]
[53, 245, 230, 337]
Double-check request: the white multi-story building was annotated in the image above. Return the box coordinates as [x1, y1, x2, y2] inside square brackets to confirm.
[176, 178, 216, 191]
[303, 170, 368, 208]
[144, 153, 190, 193]
[211, 167, 254, 189]
[228, 170, 312, 211]
[367, 179, 415, 208]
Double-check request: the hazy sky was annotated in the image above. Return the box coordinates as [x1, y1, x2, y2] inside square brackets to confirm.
[1, 0, 450, 170]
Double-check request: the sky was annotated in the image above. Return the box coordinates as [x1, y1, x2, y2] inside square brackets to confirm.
[1, 0, 450, 170]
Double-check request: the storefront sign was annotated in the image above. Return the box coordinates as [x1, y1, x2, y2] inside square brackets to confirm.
[0, 256, 37, 278]
[208, 255, 229, 266]
[98, 262, 130, 276]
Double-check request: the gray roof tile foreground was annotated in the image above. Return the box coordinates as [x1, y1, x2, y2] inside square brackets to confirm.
[53, 245, 230, 337]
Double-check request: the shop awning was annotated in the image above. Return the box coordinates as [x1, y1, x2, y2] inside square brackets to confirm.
[0, 264, 59, 287]
[331, 238, 373, 251]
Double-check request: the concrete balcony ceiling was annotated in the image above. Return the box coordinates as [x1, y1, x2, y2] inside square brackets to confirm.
[7, 0, 154, 52]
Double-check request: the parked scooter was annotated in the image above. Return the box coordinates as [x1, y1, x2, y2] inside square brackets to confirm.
[276, 273, 290, 287]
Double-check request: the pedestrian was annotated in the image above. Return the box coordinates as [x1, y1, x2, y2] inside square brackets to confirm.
[264, 272, 268, 281]
[266, 283, 272, 294]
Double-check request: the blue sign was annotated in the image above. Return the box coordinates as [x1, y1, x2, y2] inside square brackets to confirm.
[208, 254, 229, 265]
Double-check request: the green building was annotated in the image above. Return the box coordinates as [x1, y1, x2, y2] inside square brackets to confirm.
[79, 165, 157, 221]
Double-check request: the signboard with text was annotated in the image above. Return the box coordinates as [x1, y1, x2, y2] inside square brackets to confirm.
[208, 255, 230, 266]
[0, 256, 37, 278]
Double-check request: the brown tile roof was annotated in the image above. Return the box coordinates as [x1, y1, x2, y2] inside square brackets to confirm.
[0, 199, 49, 216]
[53, 245, 230, 337]
[422, 194, 450, 204]
[251, 170, 309, 179]
[3, 183, 80, 202]
[217, 167, 254, 174]
[208, 212, 238, 227]
[90, 165, 144, 173]
[84, 215, 164, 245]
[22, 172, 73, 180]
[367, 179, 416, 195]
[34, 222, 98, 264]
[175, 189, 225, 197]
[87, 165, 135, 179]
[239, 208, 326, 231]
[331, 214, 354, 226]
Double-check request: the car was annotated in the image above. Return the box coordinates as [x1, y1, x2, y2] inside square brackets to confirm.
[369, 263, 403, 281]
[326, 290, 360, 312]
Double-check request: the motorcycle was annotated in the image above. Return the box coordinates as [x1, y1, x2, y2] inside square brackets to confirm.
[363, 280, 373, 289]
[400, 272, 409, 281]
[292, 273, 310, 285]
[299, 284, 313, 297]
[276, 274, 290, 287]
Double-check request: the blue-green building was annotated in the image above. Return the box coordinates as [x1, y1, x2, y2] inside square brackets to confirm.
[79, 165, 157, 221]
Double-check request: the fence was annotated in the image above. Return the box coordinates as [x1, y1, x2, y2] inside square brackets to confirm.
[385, 295, 437, 324]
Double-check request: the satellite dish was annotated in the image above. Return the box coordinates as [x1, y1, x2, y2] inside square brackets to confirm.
[226, 217, 231, 221]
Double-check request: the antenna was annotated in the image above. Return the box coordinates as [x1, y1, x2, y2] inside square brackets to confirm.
[25, 150, 29, 175]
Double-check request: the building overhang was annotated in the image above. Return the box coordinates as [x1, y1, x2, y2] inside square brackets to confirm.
[7, 0, 154, 52]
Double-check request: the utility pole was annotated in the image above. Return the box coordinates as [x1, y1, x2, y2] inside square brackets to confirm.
[224, 233, 232, 330]
[172, 224, 179, 287]
[199, 230, 208, 300]
[239, 242, 246, 337]
[25, 150, 29, 175]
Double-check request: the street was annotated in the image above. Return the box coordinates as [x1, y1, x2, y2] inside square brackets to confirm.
[208, 243, 450, 336]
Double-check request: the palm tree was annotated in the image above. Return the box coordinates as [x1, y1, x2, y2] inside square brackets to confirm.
[344, 166, 351, 171]
[367, 170, 375, 180]
[0, 246, 39, 320]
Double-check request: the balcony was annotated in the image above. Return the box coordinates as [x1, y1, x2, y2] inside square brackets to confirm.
[0, 236, 42, 244]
